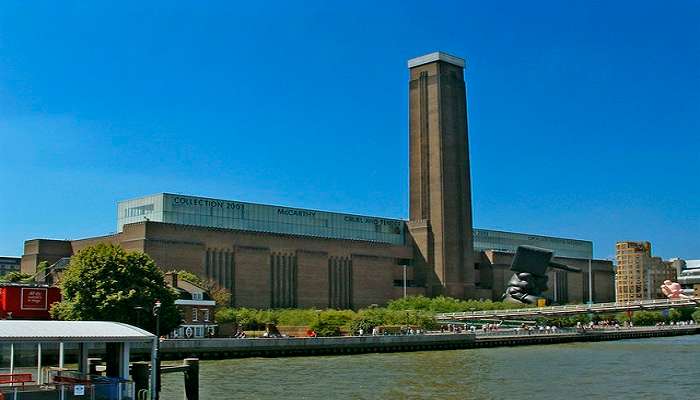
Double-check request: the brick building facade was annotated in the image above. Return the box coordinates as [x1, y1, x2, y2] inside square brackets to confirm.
[20, 52, 616, 307]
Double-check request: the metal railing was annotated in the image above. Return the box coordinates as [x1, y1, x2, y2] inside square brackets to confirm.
[0, 371, 135, 400]
[0, 382, 135, 400]
[472, 324, 698, 338]
[436, 297, 699, 321]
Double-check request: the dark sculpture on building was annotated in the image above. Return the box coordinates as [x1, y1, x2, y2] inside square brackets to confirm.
[503, 245, 581, 305]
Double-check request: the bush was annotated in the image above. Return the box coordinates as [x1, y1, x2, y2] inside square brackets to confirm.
[310, 310, 353, 337]
[674, 307, 697, 322]
[630, 310, 667, 326]
[214, 296, 526, 336]
[387, 295, 529, 313]
[275, 309, 319, 326]
[693, 308, 700, 323]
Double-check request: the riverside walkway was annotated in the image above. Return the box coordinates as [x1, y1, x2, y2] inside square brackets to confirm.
[436, 297, 699, 321]
[129, 325, 699, 360]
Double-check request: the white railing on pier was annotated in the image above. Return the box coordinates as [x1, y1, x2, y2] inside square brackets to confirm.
[471, 324, 697, 338]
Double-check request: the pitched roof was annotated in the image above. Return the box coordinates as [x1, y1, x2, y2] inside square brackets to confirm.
[0, 321, 155, 342]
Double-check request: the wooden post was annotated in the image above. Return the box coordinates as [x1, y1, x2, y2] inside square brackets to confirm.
[131, 362, 150, 396]
[183, 358, 199, 400]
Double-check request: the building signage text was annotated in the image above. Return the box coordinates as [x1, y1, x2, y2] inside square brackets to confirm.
[171, 196, 244, 210]
[344, 215, 402, 227]
[21, 288, 48, 311]
[277, 208, 316, 217]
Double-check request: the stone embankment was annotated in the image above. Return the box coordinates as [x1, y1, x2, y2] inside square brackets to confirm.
[131, 326, 699, 360]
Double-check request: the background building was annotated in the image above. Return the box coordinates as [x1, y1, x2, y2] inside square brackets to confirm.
[615, 241, 677, 301]
[674, 259, 700, 297]
[20, 52, 616, 308]
[117, 193, 406, 245]
[473, 229, 592, 259]
[0, 257, 21, 276]
[22, 193, 613, 307]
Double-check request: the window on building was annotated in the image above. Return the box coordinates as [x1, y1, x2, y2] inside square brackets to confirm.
[195, 326, 204, 338]
[192, 292, 203, 301]
[202, 309, 210, 322]
[192, 308, 198, 322]
[124, 204, 154, 218]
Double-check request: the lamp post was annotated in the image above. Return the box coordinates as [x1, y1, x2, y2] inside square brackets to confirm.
[403, 264, 407, 299]
[152, 300, 162, 400]
[134, 306, 145, 328]
[588, 259, 593, 304]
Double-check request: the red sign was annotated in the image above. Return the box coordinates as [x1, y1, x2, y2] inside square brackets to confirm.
[21, 288, 48, 310]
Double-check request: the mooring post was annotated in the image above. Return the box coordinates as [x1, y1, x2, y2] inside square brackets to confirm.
[183, 358, 199, 400]
[131, 361, 150, 395]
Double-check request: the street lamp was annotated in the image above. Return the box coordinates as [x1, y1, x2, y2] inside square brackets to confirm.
[402, 264, 407, 299]
[134, 306, 146, 328]
[152, 300, 162, 400]
[588, 259, 593, 304]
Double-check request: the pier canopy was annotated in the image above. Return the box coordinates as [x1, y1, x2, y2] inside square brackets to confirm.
[0, 320, 154, 343]
[0, 321, 156, 400]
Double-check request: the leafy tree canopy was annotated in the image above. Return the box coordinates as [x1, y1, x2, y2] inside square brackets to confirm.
[50, 243, 181, 334]
[170, 270, 204, 287]
[0, 271, 34, 283]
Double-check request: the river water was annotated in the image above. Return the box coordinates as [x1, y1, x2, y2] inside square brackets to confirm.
[160, 335, 698, 399]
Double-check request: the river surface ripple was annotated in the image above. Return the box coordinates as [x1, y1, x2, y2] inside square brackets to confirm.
[161, 334, 699, 399]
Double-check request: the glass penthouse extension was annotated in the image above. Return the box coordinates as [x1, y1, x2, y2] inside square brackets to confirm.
[473, 229, 593, 259]
[117, 193, 406, 245]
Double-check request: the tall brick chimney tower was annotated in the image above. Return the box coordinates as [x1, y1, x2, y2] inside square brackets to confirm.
[406, 52, 475, 299]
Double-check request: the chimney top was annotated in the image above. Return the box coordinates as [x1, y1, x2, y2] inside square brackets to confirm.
[165, 271, 178, 288]
[407, 51, 465, 69]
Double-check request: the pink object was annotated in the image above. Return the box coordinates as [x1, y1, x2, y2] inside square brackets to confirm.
[660, 280, 688, 299]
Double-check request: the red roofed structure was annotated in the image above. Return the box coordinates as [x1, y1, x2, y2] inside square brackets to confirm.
[0, 283, 61, 319]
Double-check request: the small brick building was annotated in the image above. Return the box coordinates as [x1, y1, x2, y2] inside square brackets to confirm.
[165, 272, 217, 338]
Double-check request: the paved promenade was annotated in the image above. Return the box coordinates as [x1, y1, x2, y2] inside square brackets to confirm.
[128, 325, 700, 360]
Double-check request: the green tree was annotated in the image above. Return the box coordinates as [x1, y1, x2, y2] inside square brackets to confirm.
[36, 261, 49, 276]
[310, 311, 352, 337]
[692, 308, 700, 323]
[0, 271, 34, 283]
[50, 243, 181, 334]
[172, 270, 205, 287]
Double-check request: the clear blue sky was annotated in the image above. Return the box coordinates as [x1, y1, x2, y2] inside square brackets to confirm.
[1, 1, 698, 260]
